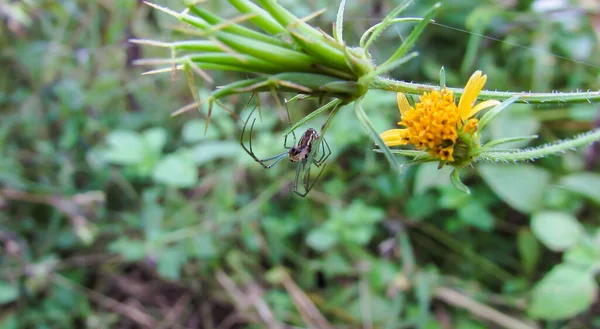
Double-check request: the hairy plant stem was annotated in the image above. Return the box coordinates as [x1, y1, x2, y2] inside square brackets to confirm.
[371, 77, 600, 104]
[476, 129, 600, 162]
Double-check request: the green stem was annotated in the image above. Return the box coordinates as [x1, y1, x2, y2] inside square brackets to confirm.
[361, 0, 417, 51]
[187, 3, 289, 48]
[227, 0, 288, 36]
[377, 3, 440, 73]
[355, 99, 402, 173]
[371, 77, 600, 104]
[206, 32, 318, 72]
[130, 40, 222, 52]
[256, 0, 349, 71]
[134, 55, 282, 74]
[188, 53, 282, 71]
[476, 129, 600, 162]
[284, 99, 343, 136]
[148, 2, 321, 74]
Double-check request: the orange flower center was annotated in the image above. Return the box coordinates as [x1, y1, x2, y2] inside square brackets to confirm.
[397, 88, 479, 162]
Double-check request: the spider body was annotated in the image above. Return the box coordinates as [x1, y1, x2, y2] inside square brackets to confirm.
[289, 128, 319, 162]
[240, 98, 331, 197]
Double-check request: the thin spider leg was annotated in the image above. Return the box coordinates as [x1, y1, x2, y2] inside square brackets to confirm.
[303, 163, 327, 196]
[302, 103, 341, 178]
[240, 103, 289, 169]
[293, 160, 307, 197]
[243, 93, 261, 121]
[283, 99, 297, 149]
[240, 116, 263, 165]
[239, 105, 256, 156]
[311, 138, 325, 166]
[248, 118, 290, 169]
[313, 138, 332, 167]
[294, 158, 327, 197]
[259, 150, 290, 169]
[283, 128, 297, 150]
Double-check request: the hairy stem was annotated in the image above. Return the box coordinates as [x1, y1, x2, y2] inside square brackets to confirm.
[371, 77, 600, 104]
[477, 129, 600, 162]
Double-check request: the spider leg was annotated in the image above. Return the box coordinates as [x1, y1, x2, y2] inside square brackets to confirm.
[283, 99, 297, 149]
[239, 112, 262, 164]
[293, 160, 327, 197]
[313, 137, 332, 167]
[240, 103, 255, 154]
[259, 150, 290, 169]
[306, 163, 326, 196]
[240, 103, 290, 169]
[293, 160, 307, 197]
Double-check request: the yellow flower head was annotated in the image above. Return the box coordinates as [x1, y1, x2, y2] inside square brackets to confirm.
[380, 71, 500, 163]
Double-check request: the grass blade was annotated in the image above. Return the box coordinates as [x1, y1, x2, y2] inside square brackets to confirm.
[355, 99, 402, 173]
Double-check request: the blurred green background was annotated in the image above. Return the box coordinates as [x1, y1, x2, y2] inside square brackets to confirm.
[1, 0, 600, 328]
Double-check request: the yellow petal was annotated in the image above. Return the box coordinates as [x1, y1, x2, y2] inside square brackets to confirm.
[457, 71, 487, 119]
[397, 93, 411, 117]
[380, 129, 408, 147]
[380, 129, 403, 140]
[468, 99, 501, 118]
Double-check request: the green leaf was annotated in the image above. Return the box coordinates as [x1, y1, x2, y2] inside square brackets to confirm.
[405, 193, 438, 220]
[306, 227, 338, 252]
[486, 103, 540, 148]
[108, 238, 146, 261]
[334, 0, 346, 43]
[543, 185, 579, 210]
[0, 281, 18, 305]
[438, 185, 470, 209]
[517, 228, 540, 277]
[0, 312, 17, 329]
[559, 172, 600, 206]
[182, 119, 220, 143]
[529, 264, 597, 320]
[321, 252, 352, 277]
[191, 141, 241, 166]
[344, 226, 375, 245]
[414, 163, 452, 195]
[450, 169, 470, 194]
[477, 97, 520, 131]
[338, 200, 385, 225]
[74, 222, 98, 246]
[190, 233, 217, 259]
[355, 99, 402, 174]
[157, 247, 188, 280]
[142, 189, 164, 241]
[377, 2, 440, 74]
[479, 164, 550, 213]
[103, 130, 145, 165]
[456, 318, 486, 329]
[141, 127, 167, 153]
[152, 153, 198, 188]
[479, 135, 538, 151]
[368, 261, 397, 290]
[531, 211, 582, 252]
[458, 201, 494, 231]
[563, 243, 600, 270]
[439, 66, 446, 88]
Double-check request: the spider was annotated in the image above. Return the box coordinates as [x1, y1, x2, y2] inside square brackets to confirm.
[240, 97, 331, 197]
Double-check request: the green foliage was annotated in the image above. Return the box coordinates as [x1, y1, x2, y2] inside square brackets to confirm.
[529, 264, 597, 320]
[1, 0, 600, 328]
[531, 211, 583, 252]
[306, 200, 385, 251]
[479, 164, 550, 213]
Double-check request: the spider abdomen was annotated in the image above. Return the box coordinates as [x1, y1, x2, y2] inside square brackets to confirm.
[289, 128, 319, 162]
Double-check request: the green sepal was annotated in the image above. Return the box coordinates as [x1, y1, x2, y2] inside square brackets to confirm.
[451, 169, 471, 194]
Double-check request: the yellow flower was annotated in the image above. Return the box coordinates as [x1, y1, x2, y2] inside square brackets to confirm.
[380, 71, 500, 163]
